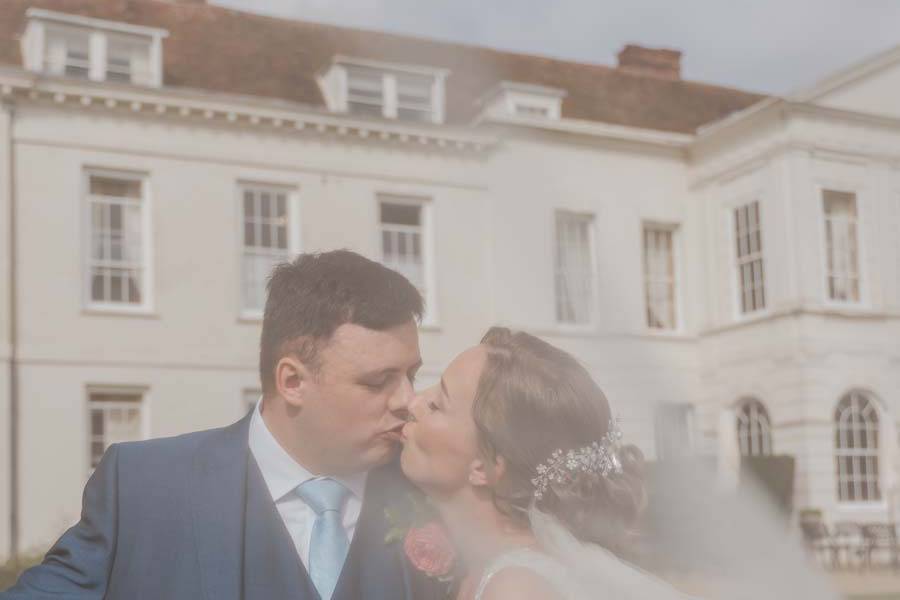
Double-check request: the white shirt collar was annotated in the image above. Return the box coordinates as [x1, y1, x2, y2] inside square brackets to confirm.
[248, 399, 368, 503]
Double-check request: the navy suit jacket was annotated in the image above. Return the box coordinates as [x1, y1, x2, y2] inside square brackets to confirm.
[1, 413, 443, 600]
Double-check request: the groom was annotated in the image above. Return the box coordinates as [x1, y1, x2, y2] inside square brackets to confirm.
[2, 250, 442, 600]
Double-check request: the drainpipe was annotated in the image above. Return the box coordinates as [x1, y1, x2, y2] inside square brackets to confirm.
[4, 96, 19, 562]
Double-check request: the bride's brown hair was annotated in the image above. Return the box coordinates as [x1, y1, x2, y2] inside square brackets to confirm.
[472, 327, 646, 554]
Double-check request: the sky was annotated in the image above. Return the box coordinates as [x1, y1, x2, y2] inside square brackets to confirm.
[210, 0, 900, 95]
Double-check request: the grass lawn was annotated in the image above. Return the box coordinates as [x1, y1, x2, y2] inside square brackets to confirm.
[0, 555, 42, 590]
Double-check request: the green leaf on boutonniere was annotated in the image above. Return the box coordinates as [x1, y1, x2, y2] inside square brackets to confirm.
[384, 489, 441, 545]
[384, 526, 407, 545]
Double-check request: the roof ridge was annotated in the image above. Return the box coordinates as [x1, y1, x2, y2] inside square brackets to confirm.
[196, 0, 762, 95]
[0, 0, 766, 133]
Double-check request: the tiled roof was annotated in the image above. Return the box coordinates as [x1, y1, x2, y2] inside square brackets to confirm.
[0, 0, 767, 134]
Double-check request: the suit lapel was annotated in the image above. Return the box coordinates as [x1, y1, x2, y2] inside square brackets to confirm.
[189, 417, 435, 600]
[189, 414, 252, 600]
[243, 454, 317, 600]
[332, 465, 413, 600]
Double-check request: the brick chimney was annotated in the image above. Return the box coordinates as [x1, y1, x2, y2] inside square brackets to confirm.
[616, 44, 682, 80]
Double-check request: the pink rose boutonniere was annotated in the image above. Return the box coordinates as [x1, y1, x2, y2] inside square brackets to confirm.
[385, 491, 458, 586]
[403, 521, 457, 579]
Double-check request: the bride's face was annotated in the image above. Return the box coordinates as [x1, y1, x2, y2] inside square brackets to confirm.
[400, 345, 487, 495]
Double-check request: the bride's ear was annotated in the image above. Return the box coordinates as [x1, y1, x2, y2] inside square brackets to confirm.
[468, 454, 506, 488]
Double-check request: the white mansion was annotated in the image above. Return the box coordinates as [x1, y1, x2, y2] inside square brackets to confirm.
[1, 0, 899, 560]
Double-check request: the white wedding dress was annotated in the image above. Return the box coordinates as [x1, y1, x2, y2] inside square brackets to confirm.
[473, 509, 696, 600]
[474, 547, 584, 599]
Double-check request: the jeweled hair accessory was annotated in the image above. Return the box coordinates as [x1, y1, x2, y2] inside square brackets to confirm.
[531, 419, 624, 501]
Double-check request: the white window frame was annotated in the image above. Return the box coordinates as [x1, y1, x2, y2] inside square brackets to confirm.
[377, 193, 438, 327]
[319, 57, 448, 124]
[478, 82, 566, 121]
[237, 182, 301, 320]
[82, 168, 154, 315]
[553, 210, 597, 329]
[736, 398, 773, 457]
[641, 222, 682, 332]
[22, 9, 166, 86]
[86, 385, 149, 473]
[819, 186, 866, 308]
[731, 199, 767, 318]
[834, 389, 883, 506]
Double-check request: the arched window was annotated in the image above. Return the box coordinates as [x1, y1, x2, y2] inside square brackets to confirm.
[736, 398, 772, 456]
[835, 390, 881, 502]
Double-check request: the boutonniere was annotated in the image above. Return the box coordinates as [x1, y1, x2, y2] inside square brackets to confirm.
[385, 490, 458, 584]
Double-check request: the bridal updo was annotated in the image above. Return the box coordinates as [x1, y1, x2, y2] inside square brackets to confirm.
[472, 327, 646, 555]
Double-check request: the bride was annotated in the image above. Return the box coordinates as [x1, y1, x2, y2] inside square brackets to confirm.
[400, 327, 689, 600]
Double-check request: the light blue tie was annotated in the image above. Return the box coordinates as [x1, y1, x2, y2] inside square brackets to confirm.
[296, 478, 351, 600]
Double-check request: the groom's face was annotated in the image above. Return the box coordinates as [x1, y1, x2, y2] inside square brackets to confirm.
[299, 319, 421, 474]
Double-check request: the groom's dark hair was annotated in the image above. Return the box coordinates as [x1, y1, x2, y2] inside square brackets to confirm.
[259, 249, 423, 395]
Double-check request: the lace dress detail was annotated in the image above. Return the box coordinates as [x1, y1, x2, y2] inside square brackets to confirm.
[474, 548, 579, 600]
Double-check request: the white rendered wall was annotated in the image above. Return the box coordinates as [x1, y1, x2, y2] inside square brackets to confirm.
[486, 129, 702, 457]
[10, 102, 494, 551]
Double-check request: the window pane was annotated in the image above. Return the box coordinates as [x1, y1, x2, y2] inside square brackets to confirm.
[514, 104, 550, 118]
[105, 33, 152, 84]
[106, 54, 131, 83]
[240, 186, 294, 312]
[347, 66, 384, 116]
[381, 203, 422, 226]
[88, 392, 143, 470]
[379, 197, 428, 299]
[348, 102, 383, 118]
[734, 201, 765, 314]
[87, 174, 144, 305]
[396, 73, 434, 121]
[241, 253, 284, 313]
[127, 273, 142, 304]
[65, 48, 90, 79]
[736, 399, 772, 457]
[555, 212, 594, 325]
[823, 190, 860, 302]
[260, 220, 271, 247]
[90, 176, 141, 199]
[109, 273, 124, 302]
[643, 226, 676, 330]
[396, 73, 432, 104]
[397, 108, 432, 122]
[835, 391, 881, 502]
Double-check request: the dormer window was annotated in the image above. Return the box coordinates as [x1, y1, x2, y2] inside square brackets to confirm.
[320, 58, 448, 124]
[21, 9, 168, 87]
[512, 103, 551, 118]
[396, 72, 435, 122]
[61, 31, 90, 78]
[480, 82, 566, 121]
[346, 65, 385, 117]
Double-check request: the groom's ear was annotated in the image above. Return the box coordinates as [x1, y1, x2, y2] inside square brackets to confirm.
[275, 355, 314, 408]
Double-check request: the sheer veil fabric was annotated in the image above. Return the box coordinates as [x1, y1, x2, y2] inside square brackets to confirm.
[472, 506, 841, 600]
